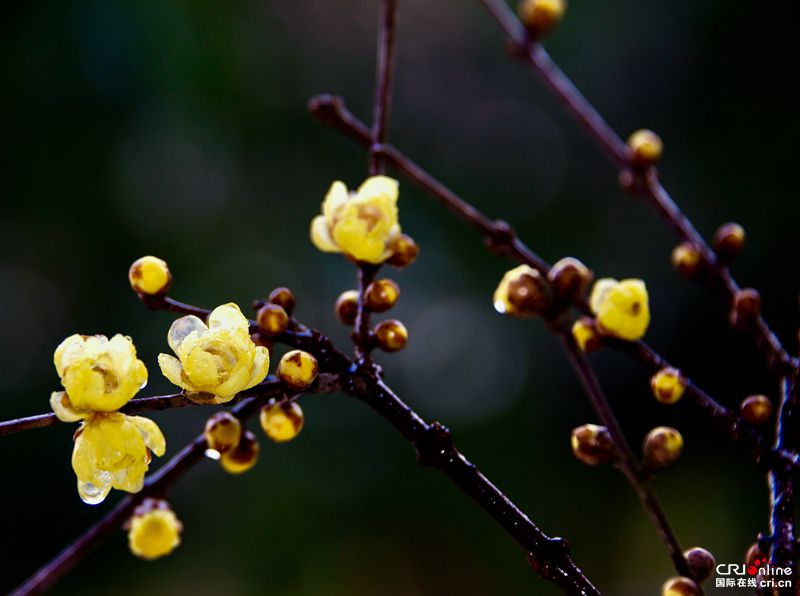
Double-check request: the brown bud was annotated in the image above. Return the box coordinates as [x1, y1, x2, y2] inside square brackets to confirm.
[661, 576, 699, 596]
[268, 287, 295, 315]
[732, 288, 761, 322]
[386, 233, 419, 268]
[219, 430, 260, 475]
[256, 304, 289, 337]
[518, 0, 566, 37]
[570, 424, 613, 466]
[494, 266, 551, 318]
[643, 426, 683, 470]
[204, 412, 243, 454]
[684, 547, 716, 583]
[548, 257, 593, 300]
[365, 279, 400, 313]
[374, 319, 408, 352]
[628, 129, 663, 169]
[741, 395, 772, 425]
[671, 242, 704, 279]
[335, 290, 360, 326]
[712, 222, 745, 260]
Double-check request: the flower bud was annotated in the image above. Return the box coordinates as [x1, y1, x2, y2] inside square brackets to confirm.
[571, 318, 602, 353]
[643, 426, 683, 470]
[661, 576, 699, 596]
[494, 265, 551, 318]
[260, 402, 304, 443]
[741, 395, 772, 425]
[548, 257, 593, 300]
[268, 287, 295, 315]
[204, 412, 242, 454]
[732, 288, 761, 322]
[256, 304, 289, 337]
[671, 242, 703, 279]
[518, 0, 566, 37]
[129, 256, 172, 296]
[571, 424, 613, 466]
[375, 319, 408, 352]
[219, 430, 260, 474]
[386, 233, 419, 268]
[712, 222, 745, 260]
[335, 290, 360, 326]
[627, 129, 663, 168]
[127, 499, 182, 560]
[684, 546, 715, 583]
[365, 279, 400, 313]
[650, 368, 686, 405]
[277, 350, 319, 390]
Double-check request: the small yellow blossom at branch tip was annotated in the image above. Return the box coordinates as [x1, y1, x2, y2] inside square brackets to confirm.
[158, 303, 270, 405]
[310, 176, 402, 264]
[128, 500, 182, 560]
[129, 256, 172, 296]
[589, 278, 650, 341]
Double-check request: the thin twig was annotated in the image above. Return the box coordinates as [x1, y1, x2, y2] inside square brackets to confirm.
[369, 0, 398, 175]
[766, 375, 797, 593]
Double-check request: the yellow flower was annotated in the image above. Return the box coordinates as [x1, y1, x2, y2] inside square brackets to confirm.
[310, 176, 401, 264]
[72, 412, 165, 504]
[53, 334, 148, 416]
[589, 278, 650, 341]
[158, 303, 269, 404]
[128, 501, 182, 560]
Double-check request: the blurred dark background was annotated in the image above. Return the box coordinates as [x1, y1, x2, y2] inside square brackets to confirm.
[1, 0, 798, 594]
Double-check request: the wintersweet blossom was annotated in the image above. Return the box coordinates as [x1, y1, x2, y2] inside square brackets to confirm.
[310, 176, 401, 264]
[158, 303, 269, 404]
[589, 278, 650, 341]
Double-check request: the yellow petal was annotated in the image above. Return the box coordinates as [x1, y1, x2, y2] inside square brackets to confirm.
[357, 175, 399, 205]
[50, 391, 88, 422]
[129, 415, 166, 457]
[158, 353, 193, 391]
[167, 315, 207, 356]
[54, 334, 86, 378]
[322, 180, 350, 221]
[243, 346, 270, 390]
[207, 303, 248, 334]
[589, 278, 618, 315]
[310, 215, 340, 253]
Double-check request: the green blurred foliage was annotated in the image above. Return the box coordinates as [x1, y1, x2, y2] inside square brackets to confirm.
[1, 0, 798, 594]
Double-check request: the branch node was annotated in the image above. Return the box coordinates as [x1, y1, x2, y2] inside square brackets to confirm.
[414, 421, 456, 468]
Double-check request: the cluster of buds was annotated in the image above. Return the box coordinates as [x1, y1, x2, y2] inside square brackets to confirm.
[204, 412, 260, 474]
[336, 279, 408, 353]
[671, 222, 746, 283]
[494, 257, 593, 321]
[256, 287, 296, 338]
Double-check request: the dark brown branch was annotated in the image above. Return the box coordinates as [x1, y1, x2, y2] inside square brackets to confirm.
[340, 365, 600, 594]
[766, 375, 798, 593]
[0, 394, 193, 437]
[559, 331, 695, 583]
[369, 0, 398, 175]
[353, 263, 379, 363]
[479, 0, 798, 376]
